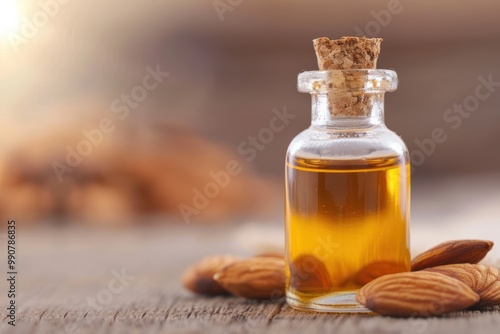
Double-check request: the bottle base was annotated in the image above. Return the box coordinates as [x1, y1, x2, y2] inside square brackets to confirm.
[286, 291, 373, 313]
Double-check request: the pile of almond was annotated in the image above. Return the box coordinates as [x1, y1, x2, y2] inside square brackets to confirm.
[182, 253, 286, 299]
[182, 240, 500, 317]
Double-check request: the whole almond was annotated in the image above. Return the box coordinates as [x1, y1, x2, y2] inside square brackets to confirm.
[411, 240, 493, 271]
[182, 255, 240, 295]
[289, 254, 333, 292]
[356, 271, 479, 317]
[352, 261, 409, 286]
[424, 264, 500, 307]
[214, 257, 285, 299]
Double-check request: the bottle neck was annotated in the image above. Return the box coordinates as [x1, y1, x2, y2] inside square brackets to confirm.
[311, 93, 385, 128]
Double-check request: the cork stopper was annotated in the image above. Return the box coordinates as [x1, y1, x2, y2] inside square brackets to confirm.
[312, 36, 383, 117]
[313, 36, 382, 70]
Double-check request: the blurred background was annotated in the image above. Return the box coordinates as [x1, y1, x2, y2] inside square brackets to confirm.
[0, 0, 499, 229]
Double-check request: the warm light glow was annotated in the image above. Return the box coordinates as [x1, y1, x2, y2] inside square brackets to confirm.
[0, 0, 20, 36]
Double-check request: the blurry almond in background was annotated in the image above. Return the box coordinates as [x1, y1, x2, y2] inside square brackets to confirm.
[0, 102, 280, 226]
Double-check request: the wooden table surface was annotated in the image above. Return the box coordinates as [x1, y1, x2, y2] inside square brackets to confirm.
[1, 174, 500, 333]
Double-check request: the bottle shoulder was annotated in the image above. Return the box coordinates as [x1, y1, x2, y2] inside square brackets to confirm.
[287, 125, 409, 161]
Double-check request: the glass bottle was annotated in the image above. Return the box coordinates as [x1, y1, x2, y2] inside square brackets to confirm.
[285, 69, 410, 312]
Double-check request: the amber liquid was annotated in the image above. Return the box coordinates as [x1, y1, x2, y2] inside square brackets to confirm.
[285, 155, 410, 312]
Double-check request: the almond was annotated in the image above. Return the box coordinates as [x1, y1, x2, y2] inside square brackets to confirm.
[424, 264, 500, 308]
[352, 261, 409, 286]
[411, 240, 493, 271]
[356, 271, 479, 317]
[213, 257, 285, 299]
[289, 254, 332, 292]
[182, 254, 240, 295]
